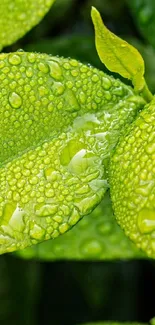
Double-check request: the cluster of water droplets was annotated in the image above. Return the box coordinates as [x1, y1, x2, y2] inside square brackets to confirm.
[110, 98, 155, 257]
[0, 51, 144, 253]
[0, 0, 55, 49]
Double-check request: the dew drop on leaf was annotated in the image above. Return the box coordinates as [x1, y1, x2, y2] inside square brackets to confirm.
[8, 54, 21, 65]
[48, 60, 62, 80]
[138, 208, 155, 234]
[9, 92, 22, 109]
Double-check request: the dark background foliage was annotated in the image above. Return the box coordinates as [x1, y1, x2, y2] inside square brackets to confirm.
[1, 0, 155, 324]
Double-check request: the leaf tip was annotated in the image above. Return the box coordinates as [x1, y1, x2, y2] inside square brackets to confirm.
[91, 6, 100, 22]
[91, 6, 97, 14]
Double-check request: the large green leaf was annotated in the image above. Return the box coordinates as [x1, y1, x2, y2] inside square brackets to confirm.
[25, 36, 103, 71]
[0, 51, 145, 254]
[110, 96, 155, 258]
[25, 35, 155, 94]
[0, 0, 55, 50]
[15, 192, 145, 260]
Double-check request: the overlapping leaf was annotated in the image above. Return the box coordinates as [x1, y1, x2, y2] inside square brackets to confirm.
[0, 51, 145, 254]
[0, 0, 55, 50]
[15, 192, 145, 261]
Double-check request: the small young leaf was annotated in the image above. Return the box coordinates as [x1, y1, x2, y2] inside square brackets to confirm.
[0, 0, 55, 50]
[126, 37, 155, 94]
[91, 6, 145, 93]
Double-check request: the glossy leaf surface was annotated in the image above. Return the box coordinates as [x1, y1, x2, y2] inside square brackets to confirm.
[127, 38, 155, 93]
[91, 7, 145, 93]
[0, 0, 55, 50]
[110, 96, 155, 258]
[0, 51, 145, 254]
[15, 192, 145, 260]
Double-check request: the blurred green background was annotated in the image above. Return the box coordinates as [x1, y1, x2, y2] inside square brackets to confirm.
[1, 0, 155, 324]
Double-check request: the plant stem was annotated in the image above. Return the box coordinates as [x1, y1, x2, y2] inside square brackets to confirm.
[141, 81, 153, 103]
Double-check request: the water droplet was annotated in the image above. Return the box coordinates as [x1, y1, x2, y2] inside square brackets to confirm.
[53, 215, 62, 223]
[38, 86, 47, 97]
[17, 49, 24, 52]
[8, 54, 21, 65]
[63, 62, 70, 70]
[76, 185, 90, 195]
[102, 77, 112, 90]
[65, 89, 80, 112]
[45, 189, 54, 198]
[38, 62, 49, 73]
[68, 208, 80, 226]
[104, 91, 112, 100]
[75, 190, 102, 215]
[73, 113, 100, 131]
[26, 67, 33, 77]
[48, 102, 54, 112]
[27, 53, 36, 63]
[66, 81, 73, 89]
[138, 208, 155, 234]
[9, 92, 22, 109]
[135, 182, 154, 197]
[36, 204, 58, 217]
[59, 223, 69, 234]
[68, 149, 95, 175]
[60, 140, 84, 166]
[0, 61, 5, 68]
[52, 230, 59, 238]
[92, 74, 99, 82]
[79, 91, 86, 104]
[52, 82, 65, 96]
[71, 69, 79, 77]
[113, 86, 124, 97]
[146, 142, 155, 154]
[30, 224, 45, 240]
[48, 60, 62, 80]
[70, 59, 78, 67]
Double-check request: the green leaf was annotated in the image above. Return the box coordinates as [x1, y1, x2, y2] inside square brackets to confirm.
[126, 38, 155, 94]
[25, 34, 155, 92]
[25, 35, 104, 72]
[15, 192, 145, 261]
[0, 0, 55, 50]
[91, 6, 153, 101]
[110, 96, 155, 259]
[0, 51, 145, 254]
